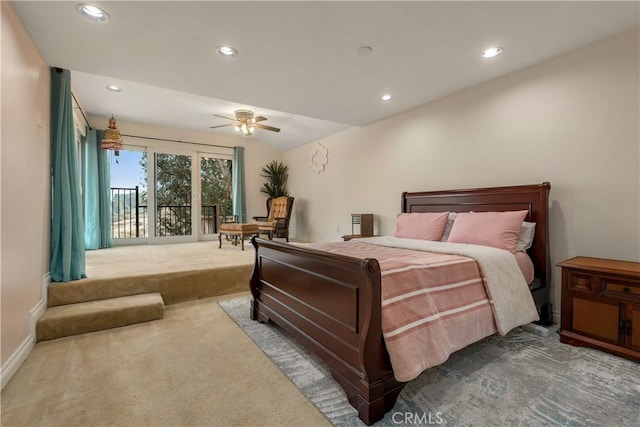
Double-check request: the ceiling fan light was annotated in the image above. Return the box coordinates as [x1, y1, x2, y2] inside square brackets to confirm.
[212, 109, 279, 135]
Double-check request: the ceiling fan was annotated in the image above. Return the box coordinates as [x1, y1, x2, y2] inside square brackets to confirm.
[209, 109, 281, 136]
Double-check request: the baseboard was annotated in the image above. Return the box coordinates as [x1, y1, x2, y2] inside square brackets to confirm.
[0, 332, 34, 390]
[29, 288, 48, 343]
[0, 273, 50, 390]
[41, 272, 50, 310]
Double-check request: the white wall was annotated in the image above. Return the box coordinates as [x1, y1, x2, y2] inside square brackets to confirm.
[284, 28, 640, 321]
[1, 1, 51, 381]
[88, 116, 284, 222]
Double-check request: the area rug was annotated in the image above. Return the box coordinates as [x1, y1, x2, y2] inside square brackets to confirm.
[219, 297, 639, 426]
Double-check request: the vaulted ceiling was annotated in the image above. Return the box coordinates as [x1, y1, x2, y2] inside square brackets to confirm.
[12, 1, 639, 151]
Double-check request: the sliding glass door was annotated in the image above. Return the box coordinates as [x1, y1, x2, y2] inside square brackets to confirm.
[110, 146, 148, 244]
[199, 155, 233, 239]
[110, 146, 233, 244]
[154, 152, 193, 238]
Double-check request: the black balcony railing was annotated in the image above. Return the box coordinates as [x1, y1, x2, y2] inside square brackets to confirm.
[156, 205, 191, 236]
[110, 187, 218, 239]
[111, 187, 147, 239]
[201, 205, 218, 235]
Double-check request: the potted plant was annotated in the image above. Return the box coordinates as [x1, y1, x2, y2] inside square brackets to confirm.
[259, 160, 289, 198]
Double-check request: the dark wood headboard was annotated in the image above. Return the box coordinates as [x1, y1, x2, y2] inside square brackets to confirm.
[401, 182, 552, 324]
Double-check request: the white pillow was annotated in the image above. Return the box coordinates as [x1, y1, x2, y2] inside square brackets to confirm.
[516, 221, 536, 252]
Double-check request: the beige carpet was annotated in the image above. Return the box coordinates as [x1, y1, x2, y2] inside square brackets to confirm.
[85, 241, 255, 279]
[47, 241, 257, 307]
[1, 292, 330, 427]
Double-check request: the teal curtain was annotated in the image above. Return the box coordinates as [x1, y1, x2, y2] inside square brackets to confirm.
[232, 146, 247, 222]
[84, 128, 112, 249]
[50, 68, 86, 282]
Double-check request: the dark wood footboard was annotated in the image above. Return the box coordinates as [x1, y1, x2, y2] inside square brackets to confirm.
[249, 237, 405, 425]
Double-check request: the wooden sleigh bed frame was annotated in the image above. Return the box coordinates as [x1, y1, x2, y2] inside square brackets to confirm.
[249, 182, 551, 425]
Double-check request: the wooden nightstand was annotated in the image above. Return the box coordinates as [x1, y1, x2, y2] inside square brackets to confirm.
[558, 256, 640, 361]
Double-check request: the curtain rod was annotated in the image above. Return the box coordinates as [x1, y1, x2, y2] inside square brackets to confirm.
[68, 92, 231, 149]
[121, 134, 233, 150]
[71, 92, 92, 130]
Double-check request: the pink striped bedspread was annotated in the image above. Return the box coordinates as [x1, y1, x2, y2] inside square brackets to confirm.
[309, 240, 512, 382]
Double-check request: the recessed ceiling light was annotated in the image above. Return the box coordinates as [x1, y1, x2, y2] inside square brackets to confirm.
[482, 47, 503, 58]
[217, 46, 238, 57]
[380, 94, 392, 102]
[76, 4, 110, 23]
[106, 85, 121, 92]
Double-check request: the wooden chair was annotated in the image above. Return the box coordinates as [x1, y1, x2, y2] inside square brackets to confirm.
[252, 196, 294, 242]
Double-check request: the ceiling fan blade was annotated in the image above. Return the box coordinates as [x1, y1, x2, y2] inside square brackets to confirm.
[253, 116, 268, 122]
[212, 114, 236, 121]
[255, 124, 281, 133]
[209, 123, 235, 129]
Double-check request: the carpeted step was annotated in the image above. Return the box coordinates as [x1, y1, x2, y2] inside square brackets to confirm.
[36, 293, 165, 341]
[47, 264, 253, 307]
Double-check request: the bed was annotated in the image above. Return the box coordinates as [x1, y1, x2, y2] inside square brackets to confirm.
[249, 182, 551, 425]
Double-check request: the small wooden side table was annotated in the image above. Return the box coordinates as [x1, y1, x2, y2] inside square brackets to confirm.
[558, 256, 640, 361]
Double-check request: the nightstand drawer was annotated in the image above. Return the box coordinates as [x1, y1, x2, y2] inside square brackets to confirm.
[602, 278, 640, 297]
[567, 271, 593, 292]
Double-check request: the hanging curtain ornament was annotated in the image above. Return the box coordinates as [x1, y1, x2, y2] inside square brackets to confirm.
[101, 115, 124, 156]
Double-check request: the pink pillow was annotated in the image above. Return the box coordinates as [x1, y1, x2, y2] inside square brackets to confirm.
[447, 210, 528, 252]
[393, 212, 450, 241]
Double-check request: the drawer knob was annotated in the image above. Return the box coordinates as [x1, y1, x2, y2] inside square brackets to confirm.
[623, 287, 630, 293]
